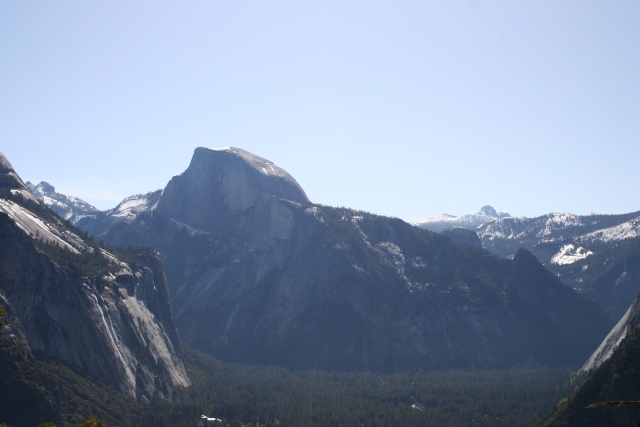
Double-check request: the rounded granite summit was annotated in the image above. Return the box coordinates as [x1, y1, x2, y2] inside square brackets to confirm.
[156, 147, 310, 233]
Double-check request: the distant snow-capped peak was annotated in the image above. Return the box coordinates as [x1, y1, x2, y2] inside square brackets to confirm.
[108, 190, 162, 220]
[27, 181, 100, 223]
[409, 205, 511, 232]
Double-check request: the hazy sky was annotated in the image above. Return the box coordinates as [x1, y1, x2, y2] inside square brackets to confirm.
[1, 1, 638, 220]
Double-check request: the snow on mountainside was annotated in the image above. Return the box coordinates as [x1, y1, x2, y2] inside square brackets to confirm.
[409, 205, 511, 232]
[109, 191, 162, 219]
[27, 181, 100, 223]
[550, 244, 593, 266]
[579, 216, 640, 243]
[26, 181, 162, 228]
[75, 190, 163, 239]
[0, 198, 86, 254]
[478, 211, 640, 257]
[477, 210, 640, 320]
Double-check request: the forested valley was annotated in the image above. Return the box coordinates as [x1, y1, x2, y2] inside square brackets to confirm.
[0, 336, 576, 427]
[136, 348, 574, 427]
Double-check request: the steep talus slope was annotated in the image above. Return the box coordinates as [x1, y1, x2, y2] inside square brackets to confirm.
[80, 147, 612, 372]
[0, 151, 190, 400]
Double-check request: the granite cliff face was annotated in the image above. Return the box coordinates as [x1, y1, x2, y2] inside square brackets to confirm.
[538, 296, 640, 427]
[580, 293, 640, 375]
[0, 151, 190, 399]
[78, 147, 612, 372]
[157, 147, 309, 234]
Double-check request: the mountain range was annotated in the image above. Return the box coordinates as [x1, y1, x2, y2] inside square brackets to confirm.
[409, 205, 511, 232]
[33, 147, 611, 372]
[476, 213, 640, 320]
[6, 146, 640, 425]
[26, 180, 101, 223]
[411, 205, 640, 321]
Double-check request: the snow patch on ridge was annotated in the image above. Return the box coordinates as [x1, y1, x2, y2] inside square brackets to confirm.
[538, 213, 583, 237]
[0, 199, 82, 253]
[111, 192, 160, 219]
[10, 188, 38, 203]
[27, 181, 99, 223]
[170, 218, 209, 236]
[551, 244, 593, 265]
[409, 206, 510, 231]
[579, 217, 640, 243]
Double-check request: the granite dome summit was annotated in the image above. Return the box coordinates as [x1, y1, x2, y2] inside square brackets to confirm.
[156, 147, 309, 235]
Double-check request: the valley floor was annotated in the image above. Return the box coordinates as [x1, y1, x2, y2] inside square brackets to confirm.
[136, 348, 576, 427]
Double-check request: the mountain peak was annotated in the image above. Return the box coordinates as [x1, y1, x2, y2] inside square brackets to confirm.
[27, 180, 100, 223]
[410, 205, 511, 232]
[28, 181, 56, 194]
[157, 147, 310, 233]
[0, 151, 15, 175]
[480, 205, 498, 216]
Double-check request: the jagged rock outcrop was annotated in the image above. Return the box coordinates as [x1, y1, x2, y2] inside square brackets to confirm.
[0, 151, 190, 400]
[77, 147, 612, 372]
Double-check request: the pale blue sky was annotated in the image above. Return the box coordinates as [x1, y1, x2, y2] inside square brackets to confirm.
[1, 1, 639, 220]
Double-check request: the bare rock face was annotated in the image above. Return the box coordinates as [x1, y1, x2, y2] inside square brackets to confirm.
[0, 153, 190, 400]
[0, 151, 38, 204]
[580, 294, 640, 375]
[157, 147, 309, 235]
